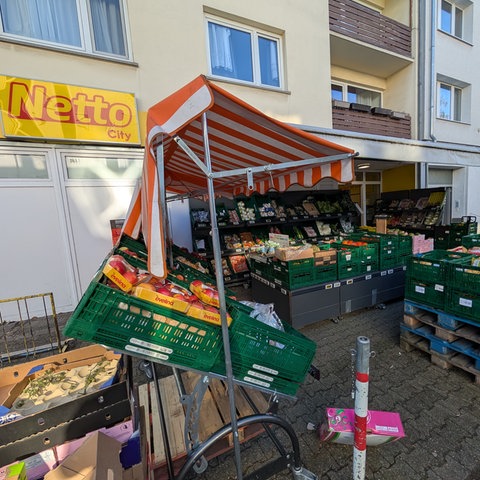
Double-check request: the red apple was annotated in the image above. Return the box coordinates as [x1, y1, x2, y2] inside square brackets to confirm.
[123, 271, 138, 285]
[138, 282, 155, 291]
[109, 257, 127, 274]
[191, 280, 203, 288]
[190, 301, 204, 310]
[156, 287, 172, 296]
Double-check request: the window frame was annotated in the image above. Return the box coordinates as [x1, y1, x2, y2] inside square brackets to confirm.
[205, 15, 284, 90]
[331, 82, 383, 107]
[437, 82, 463, 122]
[0, 0, 132, 61]
[438, 0, 471, 41]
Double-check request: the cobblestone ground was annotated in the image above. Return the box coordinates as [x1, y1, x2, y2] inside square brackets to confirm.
[189, 298, 480, 480]
[6, 295, 480, 479]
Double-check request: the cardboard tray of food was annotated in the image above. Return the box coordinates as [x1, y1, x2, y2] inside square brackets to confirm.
[0, 345, 131, 467]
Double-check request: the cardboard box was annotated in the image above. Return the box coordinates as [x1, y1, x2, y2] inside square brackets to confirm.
[45, 431, 123, 480]
[0, 345, 121, 420]
[314, 249, 337, 266]
[0, 462, 26, 480]
[274, 246, 313, 261]
[319, 408, 405, 446]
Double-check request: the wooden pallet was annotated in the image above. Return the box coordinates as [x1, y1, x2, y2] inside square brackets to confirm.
[400, 330, 480, 385]
[137, 371, 270, 479]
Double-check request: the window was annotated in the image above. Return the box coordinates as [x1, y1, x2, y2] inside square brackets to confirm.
[440, 0, 463, 37]
[439, 0, 473, 42]
[438, 83, 462, 121]
[0, 0, 128, 59]
[206, 18, 281, 88]
[0, 153, 48, 179]
[65, 155, 142, 180]
[331, 83, 381, 107]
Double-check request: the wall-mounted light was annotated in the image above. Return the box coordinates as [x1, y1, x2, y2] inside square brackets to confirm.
[357, 163, 371, 170]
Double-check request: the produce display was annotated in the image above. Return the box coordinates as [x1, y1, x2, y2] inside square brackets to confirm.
[102, 253, 233, 326]
[11, 357, 119, 417]
[237, 200, 256, 221]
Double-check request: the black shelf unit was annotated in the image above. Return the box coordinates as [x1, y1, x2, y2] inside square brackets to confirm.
[189, 190, 360, 285]
[372, 187, 451, 237]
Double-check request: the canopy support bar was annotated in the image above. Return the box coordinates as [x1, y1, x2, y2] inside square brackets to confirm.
[210, 152, 357, 180]
[201, 112, 244, 480]
[174, 135, 210, 177]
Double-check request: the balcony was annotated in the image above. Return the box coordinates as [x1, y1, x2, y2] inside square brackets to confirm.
[332, 101, 411, 139]
[329, 0, 412, 77]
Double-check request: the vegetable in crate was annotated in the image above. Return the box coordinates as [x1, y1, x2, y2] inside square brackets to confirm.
[229, 254, 249, 273]
[211, 257, 233, 276]
[237, 201, 256, 221]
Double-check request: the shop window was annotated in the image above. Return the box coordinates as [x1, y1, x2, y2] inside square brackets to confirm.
[65, 155, 142, 180]
[206, 16, 282, 88]
[331, 83, 381, 107]
[438, 0, 473, 43]
[0, 153, 48, 179]
[0, 0, 129, 59]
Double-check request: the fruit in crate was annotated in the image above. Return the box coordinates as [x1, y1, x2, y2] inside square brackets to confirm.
[103, 255, 139, 292]
[189, 280, 220, 307]
[176, 255, 210, 274]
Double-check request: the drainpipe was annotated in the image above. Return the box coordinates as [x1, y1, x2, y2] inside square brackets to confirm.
[429, 0, 436, 143]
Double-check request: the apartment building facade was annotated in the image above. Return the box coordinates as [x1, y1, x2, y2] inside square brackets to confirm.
[0, 0, 479, 314]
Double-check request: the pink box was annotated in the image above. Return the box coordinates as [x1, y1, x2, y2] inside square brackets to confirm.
[319, 408, 405, 446]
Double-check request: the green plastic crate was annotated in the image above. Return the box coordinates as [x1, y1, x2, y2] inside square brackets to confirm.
[397, 236, 413, 256]
[224, 304, 317, 387]
[407, 250, 473, 283]
[115, 234, 149, 270]
[313, 264, 338, 283]
[446, 289, 480, 322]
[461, 234, 480, 249]
[448, 260, 480, 295]
[63, 273, 223, 371]
[271, 257, 315, 289]
[404, 275, 446, 309]
[249, 254, 273, 279]
[379, 252, 399, 270]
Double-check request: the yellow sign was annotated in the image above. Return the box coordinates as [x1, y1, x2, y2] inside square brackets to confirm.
[0, 75, 140, 144]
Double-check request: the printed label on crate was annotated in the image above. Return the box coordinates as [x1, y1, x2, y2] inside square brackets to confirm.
[103, 263, 135, 292]
[247, 370, 274, 382]
[133, 286, 190, 313]
[126, 344, 170, 361]
[252, 364, 279, 376]
[434, 284, 444, 292]
[459, 297, 473, 308]
[243, 376, 271, 388]
[415, 285, 426, 294]
[130, 337, 173, 354]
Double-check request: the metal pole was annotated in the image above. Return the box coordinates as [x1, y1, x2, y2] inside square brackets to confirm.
[201, 113, 243, 480]
[353, 336, 370, 480]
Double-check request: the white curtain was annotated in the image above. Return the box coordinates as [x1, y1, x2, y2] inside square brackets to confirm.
[0, 0, 81, 46]
[89, 0, 125, 56]
[209, 23, 234, 72]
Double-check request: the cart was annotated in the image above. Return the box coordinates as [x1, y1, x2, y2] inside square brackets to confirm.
[65, 75, 357, 479]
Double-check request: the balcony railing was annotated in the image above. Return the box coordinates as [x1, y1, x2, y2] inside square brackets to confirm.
[332, 102, 411, 139]
[329, 0, 411, 58]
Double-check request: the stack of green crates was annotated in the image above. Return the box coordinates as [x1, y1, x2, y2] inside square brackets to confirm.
[405, 250, 473, 310]
[335, 243, 361, 279]
[446, 256, 480, 321]
[271, 257, 314, 289]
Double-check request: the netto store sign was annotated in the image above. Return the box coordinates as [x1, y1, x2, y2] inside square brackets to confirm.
[0, 75, 140, 144]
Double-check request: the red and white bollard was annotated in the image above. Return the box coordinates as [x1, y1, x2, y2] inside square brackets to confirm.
[353, 336, 370, 480]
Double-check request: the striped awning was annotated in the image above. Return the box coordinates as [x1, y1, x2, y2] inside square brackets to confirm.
[123, 75, 356, 277]
[146, 75, 355, 196]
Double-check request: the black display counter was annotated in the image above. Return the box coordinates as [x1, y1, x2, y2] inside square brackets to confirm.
[251, 266, 406, 329]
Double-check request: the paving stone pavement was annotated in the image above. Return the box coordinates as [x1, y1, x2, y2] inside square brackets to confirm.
[188, 297, 480, 480]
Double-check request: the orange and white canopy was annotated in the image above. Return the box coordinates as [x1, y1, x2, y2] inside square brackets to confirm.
[123, 75, 356, 277]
